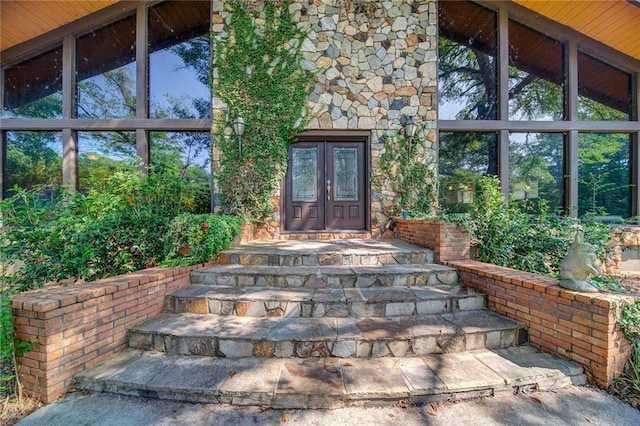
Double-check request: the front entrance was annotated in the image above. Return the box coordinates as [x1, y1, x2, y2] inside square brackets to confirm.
[284, 140, 367, 231]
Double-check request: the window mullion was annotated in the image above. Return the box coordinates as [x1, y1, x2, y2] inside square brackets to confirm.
[633, 72, 640, 216]
[498, 7, 509, 122]
[62, 35, 78, 190]
[565, 42, 579, 216]
[136, 4, 149, 169]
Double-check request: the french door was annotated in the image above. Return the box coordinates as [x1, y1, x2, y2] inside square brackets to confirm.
[285, 141, 366, 231]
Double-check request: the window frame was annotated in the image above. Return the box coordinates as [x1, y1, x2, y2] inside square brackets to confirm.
[0, 0, 212, 199]
[437, 0, 640, 217]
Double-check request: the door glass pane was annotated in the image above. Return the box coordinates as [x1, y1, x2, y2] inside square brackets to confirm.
[292, 148, 317, 201]
[334, 147, 358, 201]
[76, 15, 136, 118]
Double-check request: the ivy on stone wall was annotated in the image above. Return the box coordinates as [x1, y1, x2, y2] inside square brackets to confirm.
[213, 0, 313, 220]
[373, 127, 437, 219]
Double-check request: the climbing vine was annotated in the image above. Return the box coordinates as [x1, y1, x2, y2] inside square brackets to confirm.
[213, 0, 313, 219]
[373, 127, 437, 219]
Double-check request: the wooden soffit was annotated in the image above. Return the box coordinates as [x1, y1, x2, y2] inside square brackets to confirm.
[1, 0, 121, 52]
[1, 1, 639, 63]
[513, 0, 640, 62]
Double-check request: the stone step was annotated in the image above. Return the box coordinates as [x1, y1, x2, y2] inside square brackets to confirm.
[165, 284, 484, 318]
[127, 311, 526, 358]
[216, 239, 435, 267]
[190, 263, 458, 289]
[74, 347, 586, 408]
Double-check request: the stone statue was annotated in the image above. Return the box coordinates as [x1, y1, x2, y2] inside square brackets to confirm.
[559, 229, 600, 293]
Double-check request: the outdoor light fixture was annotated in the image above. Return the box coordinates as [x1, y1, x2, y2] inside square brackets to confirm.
[232, 115, 245, 158]
[403, 116, 417, 158]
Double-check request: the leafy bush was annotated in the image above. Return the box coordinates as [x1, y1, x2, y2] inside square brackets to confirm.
[1, 294, 34, 398]
[0, 170, 214, 293]
[614, 302, 640, 403]
[459, 175, 612, 275]
[161, 214, 243, 266]
[373, 129, 437, 218]
[214, 0, 313, 220]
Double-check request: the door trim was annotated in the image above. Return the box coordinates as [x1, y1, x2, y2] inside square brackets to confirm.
[281, 131, 371, 234]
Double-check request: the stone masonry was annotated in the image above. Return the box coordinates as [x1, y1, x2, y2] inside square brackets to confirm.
[211, 0, 438, 238]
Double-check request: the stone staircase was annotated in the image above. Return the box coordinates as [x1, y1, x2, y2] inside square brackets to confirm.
[74, 239, 586, 408]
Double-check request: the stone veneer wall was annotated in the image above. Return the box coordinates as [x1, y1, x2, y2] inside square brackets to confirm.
[211, 0, 438, 238]
[11, 263, 211, 403]
[605, 226, 640, 274]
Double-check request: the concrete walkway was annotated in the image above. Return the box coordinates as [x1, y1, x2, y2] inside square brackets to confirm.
[18, 386, 640, 426]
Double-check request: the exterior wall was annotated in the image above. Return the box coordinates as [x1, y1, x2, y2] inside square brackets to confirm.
[10, 263, 211, 403]
[211, 0, 438, 238]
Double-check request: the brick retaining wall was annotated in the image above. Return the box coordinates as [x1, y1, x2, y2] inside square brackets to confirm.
[448, 260, 636, 388]
[395, 219, 470, 262]
[10, 263, 211, 403]
[395, 219, 637, 388]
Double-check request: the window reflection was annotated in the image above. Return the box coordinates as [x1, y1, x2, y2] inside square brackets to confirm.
[438, 1, 497, 120]
[3, 132, 62, 196]
[3, 47, 63, 118]
[508, 21, 564, 121]
[76, 15, 136, 119]
[78, 131, 137, 189]
[578, 53, 632, 121]
[149, 0, 211, 119]
[150, 131, 211, 213]
[439, 132, 498, 212]
[509, 133, 564, 210]
[578, 133, 630, 218]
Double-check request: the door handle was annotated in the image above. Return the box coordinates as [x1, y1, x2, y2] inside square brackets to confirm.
[327, 179, 331, 201]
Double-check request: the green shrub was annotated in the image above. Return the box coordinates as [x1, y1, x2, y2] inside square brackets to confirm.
[161, 214, 243, 266]
[0, 170, 202, 293]
[615, 302, 640, 402]
[459, 175, 612, 275]
[1, 294, 35, 397]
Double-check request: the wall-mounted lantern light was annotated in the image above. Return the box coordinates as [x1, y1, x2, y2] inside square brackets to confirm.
[232, 115, 245, 158]
[403, 116, 417, 158]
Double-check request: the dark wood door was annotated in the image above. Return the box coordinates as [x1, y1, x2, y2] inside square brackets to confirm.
[285, 141, 366, 231]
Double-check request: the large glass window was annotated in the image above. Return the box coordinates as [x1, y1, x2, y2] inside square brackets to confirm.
[150, 131, 212, 213]
[149, 0, 211, 120]
[508, 21, 565, 121]
[509, 133, 564, 210]
[578, 133, 631, 218]
[438, 0, 638, 218]
[3, 132, 62, 197]
[438, 1, 497, 120]
[1, 1, 213, 206]
[578, 52, 632, 121]
[78, 131, 137, 190]
[439, 132, 498, 212]
[3, 46, 63, 118]
[76, 15, 137, 119]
